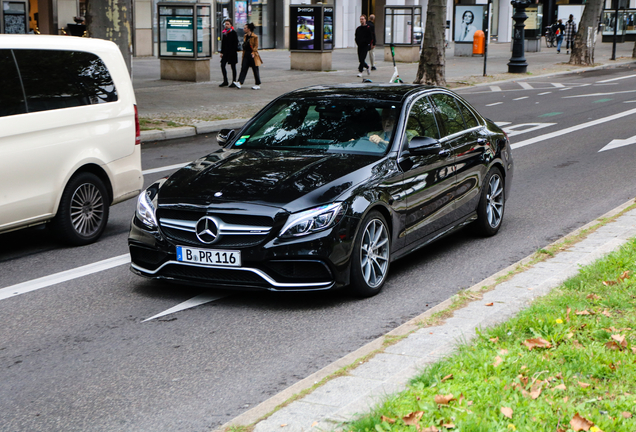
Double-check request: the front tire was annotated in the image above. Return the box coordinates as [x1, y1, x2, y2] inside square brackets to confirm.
[349, 210, 391, 298]
[51, 172, 110, 246]
[473, 167, 505, 237]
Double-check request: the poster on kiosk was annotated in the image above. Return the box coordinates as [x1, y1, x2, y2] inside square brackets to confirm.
[289, 5, 333, 51]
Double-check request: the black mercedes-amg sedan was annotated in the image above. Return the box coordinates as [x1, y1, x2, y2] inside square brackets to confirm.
[128, 84, 513, 297]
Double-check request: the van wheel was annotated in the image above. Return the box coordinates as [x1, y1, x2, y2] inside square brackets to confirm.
[51, 172, 109, 245]
[349, 210, 390, 298]
[473, 167, 505, 237]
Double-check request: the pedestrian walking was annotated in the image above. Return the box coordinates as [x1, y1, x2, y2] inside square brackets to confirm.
[219, 19, 239, 87]
[233, 22, 263, 90]
[564, 14, 577, 54]
[368, 14, 377, 71]
[554, 19, 565, 53]
[355, 15, 373, 77]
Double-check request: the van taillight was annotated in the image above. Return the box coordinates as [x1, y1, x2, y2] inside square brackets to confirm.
[134, 105, 141, 145]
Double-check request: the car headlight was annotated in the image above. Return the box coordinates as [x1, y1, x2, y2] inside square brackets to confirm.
[279, 203, 345, 238]
[135, 183, 161, 229]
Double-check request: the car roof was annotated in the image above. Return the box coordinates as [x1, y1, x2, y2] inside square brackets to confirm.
[0, 35, 120, 57]
[283, 83, 438, 102]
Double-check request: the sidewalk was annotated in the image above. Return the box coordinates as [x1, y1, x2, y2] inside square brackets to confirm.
[217, 201, 636, 432]
[134, 40, 636, 142]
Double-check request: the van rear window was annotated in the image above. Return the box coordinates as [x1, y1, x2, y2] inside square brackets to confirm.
[11, 49, 118, 114]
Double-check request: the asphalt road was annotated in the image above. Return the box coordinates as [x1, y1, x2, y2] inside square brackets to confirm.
[1, 64, 635, 431]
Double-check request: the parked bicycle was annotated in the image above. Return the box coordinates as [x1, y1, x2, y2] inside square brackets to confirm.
[545, 25, 556, 48]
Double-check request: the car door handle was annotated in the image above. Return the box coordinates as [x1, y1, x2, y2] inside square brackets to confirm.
[439, 148, 451, 157]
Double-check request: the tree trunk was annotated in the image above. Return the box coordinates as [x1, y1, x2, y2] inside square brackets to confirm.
[414, 0, 446, 86]
[569, 0, 603, 65]
[86, 0, 133, 74]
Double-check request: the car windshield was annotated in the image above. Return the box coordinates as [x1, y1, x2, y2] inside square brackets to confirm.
[232, 98, 401, 155]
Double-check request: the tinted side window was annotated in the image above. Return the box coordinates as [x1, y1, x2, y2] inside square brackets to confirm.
[13, 49, 118, 113]
[430, 93, 466, 137]
[459, 102, 479, 129]
[406, 97, 440, 141]
[0, 50, 27, 117]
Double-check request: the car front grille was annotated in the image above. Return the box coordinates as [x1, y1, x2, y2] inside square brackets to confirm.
[129, 245, 167, 270]
[264, 260, 332, 282]
[156, 208, 274, 248]
[159, 264, 270, 288]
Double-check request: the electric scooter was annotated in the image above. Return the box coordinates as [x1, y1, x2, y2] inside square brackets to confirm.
[389, 44, 404, 84]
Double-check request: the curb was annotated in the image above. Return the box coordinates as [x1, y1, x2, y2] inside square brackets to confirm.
[215, 197, 636, 432]
[141, 58, 636, 144]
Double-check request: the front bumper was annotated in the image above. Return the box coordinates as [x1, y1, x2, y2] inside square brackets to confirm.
[128, 213, 358, 291]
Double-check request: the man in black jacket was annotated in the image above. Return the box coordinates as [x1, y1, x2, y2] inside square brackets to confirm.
[219, 19, 239, 87]
[355, 15, 373, 77]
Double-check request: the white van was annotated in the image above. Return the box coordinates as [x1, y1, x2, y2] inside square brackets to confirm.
[0, 35, 143, 245]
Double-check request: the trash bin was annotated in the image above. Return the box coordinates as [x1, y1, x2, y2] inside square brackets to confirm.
[472, 30, 485, 55]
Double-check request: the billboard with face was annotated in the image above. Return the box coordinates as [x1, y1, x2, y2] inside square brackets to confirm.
[455, 6, 485, 42]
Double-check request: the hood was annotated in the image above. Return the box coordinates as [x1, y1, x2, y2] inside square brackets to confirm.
[157, 149, 381, 210]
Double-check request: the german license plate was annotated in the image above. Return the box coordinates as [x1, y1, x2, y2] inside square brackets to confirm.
[176, 246, 241, 267]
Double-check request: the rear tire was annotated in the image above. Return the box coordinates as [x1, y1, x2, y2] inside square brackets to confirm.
[349, 210, 391, 298]
[473, 167, 505, 237]
[51, 172, 110, 246]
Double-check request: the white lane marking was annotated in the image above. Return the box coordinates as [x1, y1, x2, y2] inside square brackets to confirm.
[599, 134, 636, 152]
[563, 89, 636, 98]
[624, 100, 636, 103]
[0, 254, 130, 302]
[552, 83, 565, 88]
[502, 123, 556, 137]
[537, 92, 552, 95]
[142, 293, 228, 322]
[143, 163, 189, 175]
[513, 97, 529, 101]
[559, 87, 573, 91]
[490, 86, 502, 92]
[597, 74, 636, 83]
[486, 102, 503, 106]
[512, 107, 636, 150]
[519, 82, 533, 90]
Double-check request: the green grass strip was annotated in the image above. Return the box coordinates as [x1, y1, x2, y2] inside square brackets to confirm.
[345, 237, 636, 432]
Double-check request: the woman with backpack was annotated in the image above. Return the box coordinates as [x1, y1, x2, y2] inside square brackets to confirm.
[554, 19, 565, 53]
[233, 23, 263, 90]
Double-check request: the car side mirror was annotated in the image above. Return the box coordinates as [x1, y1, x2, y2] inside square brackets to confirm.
[408, 136, 442, 156]
[217, 129, 235, 146]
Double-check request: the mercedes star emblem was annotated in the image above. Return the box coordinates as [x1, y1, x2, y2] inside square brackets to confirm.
[195, 216, 219, 244]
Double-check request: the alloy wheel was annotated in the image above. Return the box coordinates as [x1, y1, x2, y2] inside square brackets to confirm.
[486, 174, 504, 228]
[360, 219, 389, 288]
[70, 183, 105, 237]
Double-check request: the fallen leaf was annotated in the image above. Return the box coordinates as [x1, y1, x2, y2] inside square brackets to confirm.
[501, 407, 513, 419]
[611, 334, 627, 347]
[311, 421, 318, 427]
[563, 396, 569, 403]
[499, 349, 509, 355]
[380, 415, 396, 424]
[530, 385, 542, 399]
[557, 429, 566, 432]
[518, 375, 528, 386]
[553, 384, 567, 390]
[467, 401, 473, 406]
[490, 336, 499, 343]
[619, 270, 631, 280]
[280, 424, 287, 427]
[441, 374, 453, 382]
[573, 339, 584, 348]
[434, 394, 455, 405]
[570, 413, 594, 431]
[442, 423, 455, 429]
[402, 411, 424, 425]
[485, 302, 494, 306]
[622, 412, 632, 419]
[422, 427, 439, 432]
[523, 337, 552, 350]
[632, 347, 636, 354]
[578, 381, 591, 388]
[601, 309, 612, 317]
[493, 356, 503, 367]
[605, 341, 623, 351]
[603, 280, 617, 286]
[586, 294, 600, 300]
[576, 310, 594, 315]
[520, 365, 527, 370]
[521, 389, 530, 398]
[566, 307, 571, 322]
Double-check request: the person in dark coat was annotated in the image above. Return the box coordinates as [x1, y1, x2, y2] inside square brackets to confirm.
[219, 19, 239, 87]
[355, 15, 373, 77]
